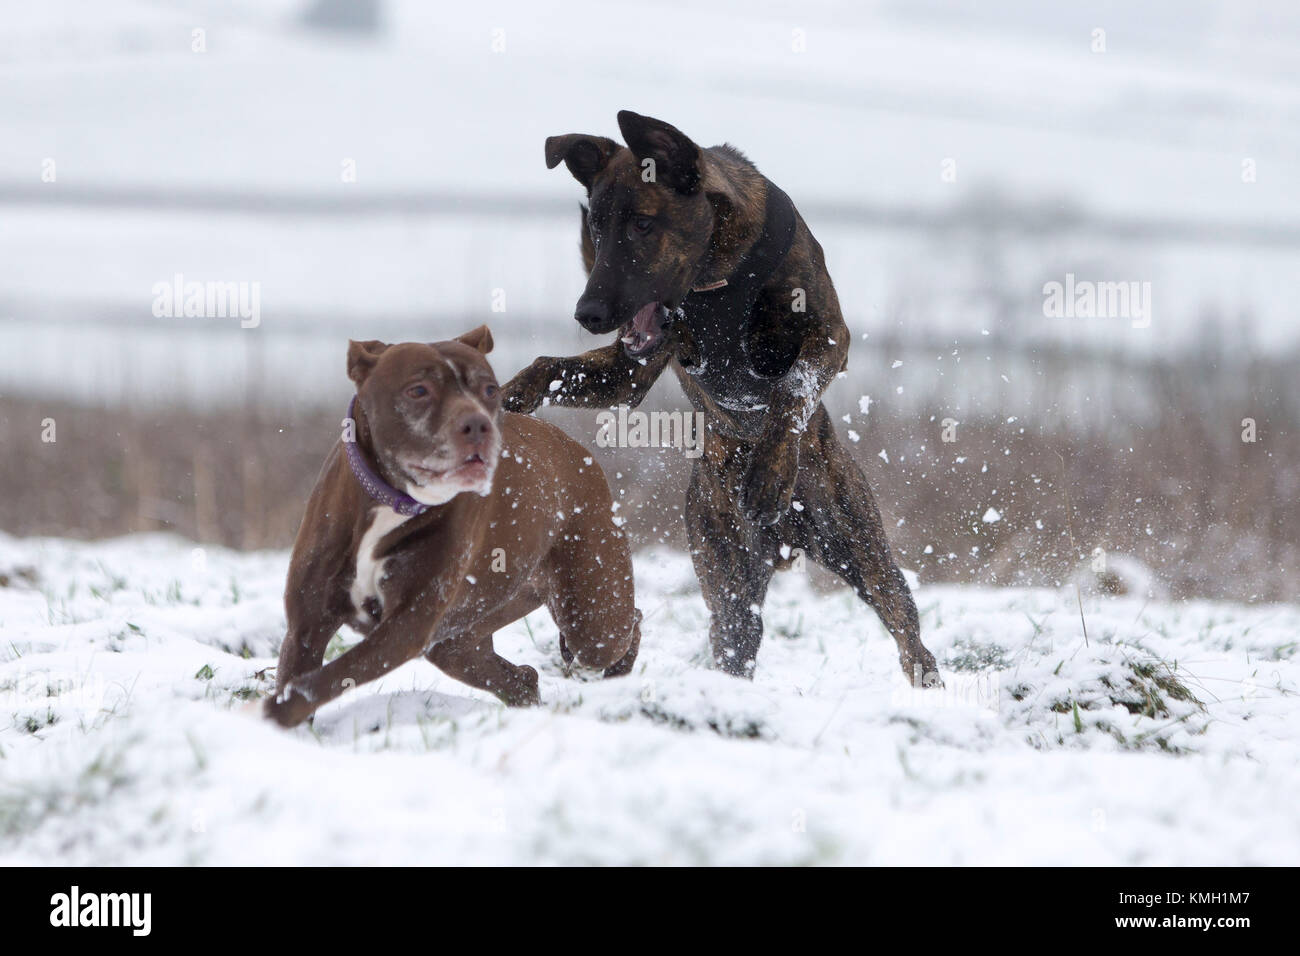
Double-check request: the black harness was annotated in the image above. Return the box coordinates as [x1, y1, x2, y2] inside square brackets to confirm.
[674, 179, 798, 410]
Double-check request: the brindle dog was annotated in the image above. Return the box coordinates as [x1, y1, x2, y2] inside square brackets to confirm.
[504, 110, 940, 687]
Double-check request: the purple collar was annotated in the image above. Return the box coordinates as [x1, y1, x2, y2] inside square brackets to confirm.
[344, 396, 431, 517]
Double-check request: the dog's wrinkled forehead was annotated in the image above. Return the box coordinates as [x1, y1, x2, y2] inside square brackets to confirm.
[370, 342, 494, 390]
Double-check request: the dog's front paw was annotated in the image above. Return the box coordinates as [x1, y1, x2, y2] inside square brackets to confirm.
[900, 644, 943, 689]
[501, 360, 555, 414]
[741, 442, 798, 526]
[263, 685, 314, 728]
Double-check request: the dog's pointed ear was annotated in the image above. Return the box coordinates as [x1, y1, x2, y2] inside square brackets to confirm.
[347, 339, 389, 386]
[544, 134, 621, 191]
[454, 324, 494, 355]
[617, 110, 701, 195]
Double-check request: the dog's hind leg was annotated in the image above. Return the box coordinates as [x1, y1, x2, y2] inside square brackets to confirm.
[597, 608, 641, 677]
[686, 459, 777, 678]
[556, 605, 641, 677]
[424, 589, 545, 706]
[790, 422, 941, 687]
[426, 630, 541, 707]
[561, 607, 641, 677]
[544, 519, 641, 677]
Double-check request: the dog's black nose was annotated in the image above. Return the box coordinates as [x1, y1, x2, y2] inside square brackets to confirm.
[457, 412, 493, 448]
[574, 298, 610, 331]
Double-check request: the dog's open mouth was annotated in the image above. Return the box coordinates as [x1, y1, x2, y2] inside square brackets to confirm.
[410, 453, 490, 484]
[453, 454, 490, 481]
[620, 302, 667, 357]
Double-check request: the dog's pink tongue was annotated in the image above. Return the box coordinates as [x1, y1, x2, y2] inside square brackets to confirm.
[632, 302, 661, 334]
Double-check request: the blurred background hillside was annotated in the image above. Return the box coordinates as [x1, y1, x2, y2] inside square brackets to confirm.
[1, 0, 1297, 600]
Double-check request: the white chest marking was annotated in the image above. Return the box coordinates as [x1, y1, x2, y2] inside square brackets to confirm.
[350, 506, 410, 623]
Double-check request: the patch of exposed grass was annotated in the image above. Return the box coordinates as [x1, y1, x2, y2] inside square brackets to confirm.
[1044, 651, 1205, 751]
[770, 613, 805, 641]
[946, 636, 1011, 672]
[636, 702, 768, 740]
[0, 742, 134, 841]
[324, 632, 354, 662]
[16, 707, 58, 735]
[0, 565, 38, 589]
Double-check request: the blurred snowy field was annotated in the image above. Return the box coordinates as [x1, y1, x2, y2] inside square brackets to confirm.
[4, 0, 1300, 409]
[7, 0, 1297, 212]
[1, 532, 1296, 865]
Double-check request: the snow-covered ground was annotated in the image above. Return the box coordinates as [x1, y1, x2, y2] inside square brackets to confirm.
[1, 532, 1296, 865]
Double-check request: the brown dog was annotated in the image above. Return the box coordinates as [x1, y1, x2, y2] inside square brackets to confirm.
[264, 326, 640, 727]
[504, 111, 940, 687]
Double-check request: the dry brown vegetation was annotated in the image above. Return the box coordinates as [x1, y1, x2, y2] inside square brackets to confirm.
[2, 340, 1295, 602]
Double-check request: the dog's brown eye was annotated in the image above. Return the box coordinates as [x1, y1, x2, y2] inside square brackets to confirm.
[631, 216, 653, 234]
[406, 384, 429, 399]
[483, 383, 499, 399]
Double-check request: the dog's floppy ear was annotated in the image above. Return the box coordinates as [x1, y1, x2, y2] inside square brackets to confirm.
[544, 134, 621, 191]
[454, 324, 494, 355]
[617, 110, 701, 195]
[347, 339, 389, 386]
